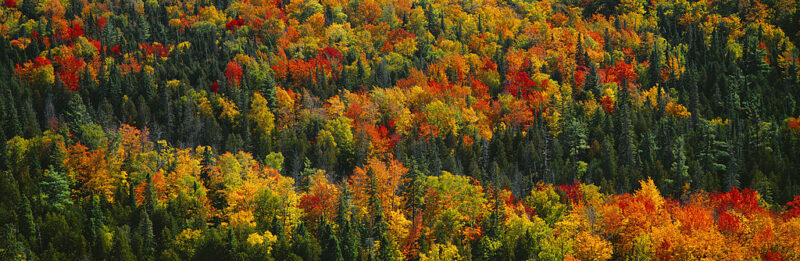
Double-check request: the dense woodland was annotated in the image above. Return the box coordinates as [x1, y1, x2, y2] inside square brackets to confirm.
[2, 0, 800, 258]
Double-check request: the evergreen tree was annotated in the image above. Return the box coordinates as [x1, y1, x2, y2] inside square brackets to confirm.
[379, 55, 390, 88]
[138, 209, 156, 257]
[647, 42, 662, 88]
[111, 226, 136, 261]
[263, 69, 278, 110]
[87, 194, 104, 243]
[475, 185, 503, 260]
[372, 196, 399, 261]
[291, 223, 321, 261]
[337, 184, 360, 261]
[0, 224, 26, 261]
[600, 135, 618, 194]
[398, 160, 425, 257]
[615, 82, 638, 191]
[226, 228, 241, 260]
[319, 219, 343, 261]
[18, 196, 36, 239]
[65, 95, 92, 136]
[726, 72, 744, 190]
[697, 121, 730, 191]
[669, 136, 690, 195]
[39, 168, 72, 211]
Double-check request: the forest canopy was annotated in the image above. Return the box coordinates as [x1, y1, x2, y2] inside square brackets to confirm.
[2, 0, 800, 259]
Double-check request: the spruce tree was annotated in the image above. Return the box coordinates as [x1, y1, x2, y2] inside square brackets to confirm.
[138, 209, 155, 257]
[39, 168, 71, 211]
[65, 95, 92, 136]
[670, 136, 690, 195]
[319, 219, 343, 261]
[18, 196, 36, 239]
[291, 223, 321, 261]
[336, 184, 359, 261]
[112, 226, 136, 261]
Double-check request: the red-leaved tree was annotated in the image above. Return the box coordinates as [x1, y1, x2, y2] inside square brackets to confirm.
[225, 61, 243, 87]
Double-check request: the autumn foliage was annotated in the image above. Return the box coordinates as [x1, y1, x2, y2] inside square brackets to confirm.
[2, 0, 800, 258]
[225, 60, 243, 87]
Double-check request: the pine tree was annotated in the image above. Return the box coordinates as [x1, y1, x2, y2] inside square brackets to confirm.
[373, 197, 399, 261]
[18, 196, 36, 238]
[357, 57, 367, 89]
[669, 136, 690, 195]
[291, 223, 321, 261]
[647, 42, 662, 88]
[367, 167, 380, 234]
[39, 168, 72, 211]
[600, 135, 618, 193]
[0, 224, 26, 261]
[697, 120, 730, 191]
[65, 94, 92, 136]
[477, 14, 483, 33]
[336, 184, 359, 261]
[616, 81, 638, 190]
[264, 69, 278, 110]
[565, 118, 590, 182]
[686, 67, 701, 125]
[139, 209, 155, 257]
[92, 216, 112, 260]
[585, 62, 601, 98]
[726, 72, 743, 190]
[300, 158, 317, 191]
[475, 185, 504, 260]
[576, 35, 587, 69]
[88, 194, 104, 241]
[740, 26, 769, 78]
[227, 228, 241, 259]
[319, 219, 343, 261]
[144, 176, 158, 214]
[379, 55, 389, 88]
[112, 226, 136, 261]
[270, 218, 293, 260]
[339, 66, 351, 91]
[399, 160, 425, 258]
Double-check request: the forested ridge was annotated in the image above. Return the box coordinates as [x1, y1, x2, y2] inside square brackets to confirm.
[2, 0, 800, 258]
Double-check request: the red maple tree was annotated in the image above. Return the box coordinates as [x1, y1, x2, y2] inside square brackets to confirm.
[225, 61, 243, 87]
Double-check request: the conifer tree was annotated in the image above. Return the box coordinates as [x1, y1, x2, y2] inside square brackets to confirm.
[319, 219, 343, 261]
[337, 184, 360, 261]
[670, 136, 690, 194]
[39, 168, 71, 211]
